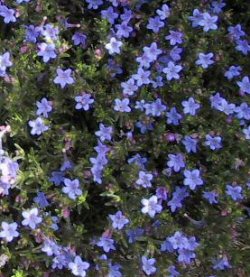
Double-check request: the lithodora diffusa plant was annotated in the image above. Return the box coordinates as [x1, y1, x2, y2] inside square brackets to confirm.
[0, 0, 250, 276]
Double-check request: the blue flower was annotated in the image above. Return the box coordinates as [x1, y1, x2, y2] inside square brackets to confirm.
[34, 192, 49, 208]
[167, 265, 180, 277]
[60, 160, 74, 171]
[166, 232, 199, 264]
[75, 93, 94, 111]
[177, 249, 196, 264]
[196, 52, 214, 69]
[235, 103, 250, 120]
[25, 25, 41, 43]
[228, 24, 245, 41]
[182, 97, 200, 116]
[163, 61, 183, 80]
[236, 40, 250, 55]
[156, 187, 168, 200]
[108, 263, 122, 277]
[226, 185, 243, 201]
[41, 238, 61, 256]
[167, 107, 182, 125]
[86, 0, 103, 10]
[170, 46, 183, 61]
[114, 98, 131, 112]
[210, 92, 224, 109]
[143, 42, 162, 62]
[115, 22, 133, 38]
[120, 8, 133, 22]
[189, 9, 204, 28]
[156, 4, 171, 20]
[0, 5, 16, 24]
[167, 231, 189, 250]
[205, 135, 222, 150]
[132, 68, 151, 86]
[105, 37, 123, 55]
[126, 228, 144, 243]
[97, 237, 116, 252]
[141, 256, 157, 276]
[203, 191, 219, 204]
[109, 211, 129, 230]
[68, 256, 90, 277]
[211, 1, 226, 14]
[184, 169, 203, 190]
[237, 76, 250, 94]
[216, 99, 235, 115]
[136, 171, 153, 188]
[141, 195, 162, 218]
[62, 178, 82, 200]
[0, 52, 12, 76]
[72, 32, 87, 47]
[22, 208, 42, 230]
[49, 171, 64, 186]
[167, 153, 185, 172]
[54, 68, 75, 89]
[182, 136, 198, 153]
[199, 12, 218, 32]
[243, 126, 250, 139]
[128, 154, 147, 169]
[147, 16, 164, 33]
[101, 7, 119, 25]
[167, 186, 189, 212]
[121, 78, 138, 96]
[144, 99, 167, 117]
[28, 117, 49, 136]
[213, 256, 231, 271]
[37, 42, 57, 63]
[224, 65, 242, 80]
[95, 123, 113, 142]
[165, 31, 184, 46]
[36, 97, 53, 118]
[41, 24, 59, 41]
[0, 222, 19, 242]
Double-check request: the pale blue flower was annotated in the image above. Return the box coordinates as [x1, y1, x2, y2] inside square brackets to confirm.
[62, 178, 82, 200]
[75, 93, 94, 110]
[237, 76, 250, 94]
[109, 211, 129, 230]
[105, 37, 123, 55]
[226, 185, 243, 201]
[196, 53, 214, 68]
[184, 169, 203, 190]
[167, 153, 185, 172]
[97, 237, 116, 252]
[28, 117, 49, 135]
[0, 222, 19, 242]
[95, 123, 113, 142]
[36, 97, 52, 118]
[22, 208, 42, 229]
[163, 61, 182, 80]
[199, 12, 218, 32]
[54, 68, 74, 89]
[182, 97, 200, 115]
[141, 256, 157, 276]
[114, 98, 131, 112]
[68, 256, 90, 277]
[37, 43, 57, 63]
[136, 171, 153, 188]
[141, 195, 162, 218]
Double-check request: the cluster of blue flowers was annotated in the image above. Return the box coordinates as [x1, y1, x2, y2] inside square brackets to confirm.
[0, 0, 249, 276]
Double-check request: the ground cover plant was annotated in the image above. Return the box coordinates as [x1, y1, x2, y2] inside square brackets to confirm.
[0, 0, 250, 276]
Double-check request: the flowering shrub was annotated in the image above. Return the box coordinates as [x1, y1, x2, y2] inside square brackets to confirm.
[0, 0, 250, 276]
